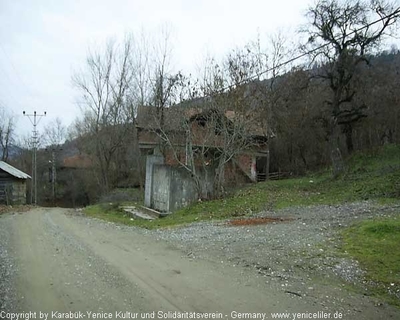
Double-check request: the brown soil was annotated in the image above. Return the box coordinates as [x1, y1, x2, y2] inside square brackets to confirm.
[0, 205, 33, 215]
[228, 216, 293, 226]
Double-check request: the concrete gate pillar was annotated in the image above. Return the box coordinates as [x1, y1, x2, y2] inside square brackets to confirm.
[144, 155, 165, 208]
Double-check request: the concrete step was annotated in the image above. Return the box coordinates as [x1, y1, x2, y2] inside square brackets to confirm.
[139, 205, 170, 218]
[120, 206, 155, 220]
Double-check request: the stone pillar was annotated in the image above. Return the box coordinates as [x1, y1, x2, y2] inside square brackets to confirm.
[144, 155, 164, 208]
[251, 156, 257, 182]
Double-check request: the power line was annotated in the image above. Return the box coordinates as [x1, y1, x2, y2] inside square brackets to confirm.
[0, 61, 26, 109]
[217, 7, 400, 93]
[0, 44, 35, 98]
[0, 43, 41, 110]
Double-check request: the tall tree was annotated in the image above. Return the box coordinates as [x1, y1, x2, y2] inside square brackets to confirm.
[251, 32, 295, 179]
[204, 49, 266, 196]
[72, 36, 136, 192]
[304, 0, 399, 176]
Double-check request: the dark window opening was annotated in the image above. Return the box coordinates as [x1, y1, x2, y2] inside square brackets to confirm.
[256, 156, 267, 182]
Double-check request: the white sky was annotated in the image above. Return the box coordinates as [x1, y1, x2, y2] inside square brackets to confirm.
[2, 0, 394, 140]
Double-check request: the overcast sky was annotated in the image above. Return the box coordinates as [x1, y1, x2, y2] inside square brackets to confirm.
[0, 0, 396, 141]
[0, 0, 313, 139]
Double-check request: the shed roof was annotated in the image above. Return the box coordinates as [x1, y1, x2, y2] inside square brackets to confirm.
[0, 161, 31, 179]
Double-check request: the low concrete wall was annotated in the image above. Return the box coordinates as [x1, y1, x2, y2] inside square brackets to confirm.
[149, 160, 213, 212]
[168, 167, 198, 212]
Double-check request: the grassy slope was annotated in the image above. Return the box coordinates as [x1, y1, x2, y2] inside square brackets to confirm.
[342, 219, 400, 306]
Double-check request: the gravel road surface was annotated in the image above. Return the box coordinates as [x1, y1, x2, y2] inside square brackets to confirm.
[0, 205, 399, 319]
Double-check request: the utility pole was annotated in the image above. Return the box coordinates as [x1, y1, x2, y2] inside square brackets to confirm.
[52, 149, 56, 204]
[23, 111, 46, 205]
[46, 146, 62, 205]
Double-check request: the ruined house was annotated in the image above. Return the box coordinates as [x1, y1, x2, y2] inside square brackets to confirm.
[135, 95, 270, 187]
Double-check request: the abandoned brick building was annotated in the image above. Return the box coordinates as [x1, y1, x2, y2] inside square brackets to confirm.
[135, 96, 270, 186]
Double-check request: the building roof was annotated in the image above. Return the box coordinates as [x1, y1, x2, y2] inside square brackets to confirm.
[136, 105, 188, 132]
[136, 104, 266, 138]
[0, 161, 31, 179]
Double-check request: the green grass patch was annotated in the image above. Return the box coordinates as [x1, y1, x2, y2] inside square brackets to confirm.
[84, 144, 400, 229]
[342, 218, 400, 306]
[84, 203, 138, 226]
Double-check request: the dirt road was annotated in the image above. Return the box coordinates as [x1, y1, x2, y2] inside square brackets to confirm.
[0, 207, 399, 319]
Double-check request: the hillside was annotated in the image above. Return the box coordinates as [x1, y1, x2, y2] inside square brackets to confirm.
[0, 145, 23, 160]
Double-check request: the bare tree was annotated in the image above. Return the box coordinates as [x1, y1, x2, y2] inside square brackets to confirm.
[153, 74, 219, 199]
[149, 47, 265, 198]
[201, 50, 266, 196]
[146, 26, 189, 159]
[42, 117, 67, 146]
[250, 32, 295, 180]
[303, 0, 400, 176]
[0, 106, 15, 162]
[72, 36, 136, 192]
[130, 30, 152, 108]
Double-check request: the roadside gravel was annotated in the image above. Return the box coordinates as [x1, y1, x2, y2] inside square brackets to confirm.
[0, 212, 17, 312]
[154, 201, 400, 310]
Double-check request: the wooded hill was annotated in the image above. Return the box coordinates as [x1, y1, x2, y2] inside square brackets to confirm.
[268, 50, 400, 174]
[10, 50, 399, 207]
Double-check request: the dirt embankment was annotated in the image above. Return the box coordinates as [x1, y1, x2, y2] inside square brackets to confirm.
[0, 205, 399, 320]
